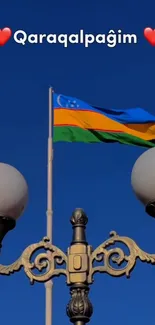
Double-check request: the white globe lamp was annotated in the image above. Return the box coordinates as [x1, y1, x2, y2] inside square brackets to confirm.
[0, 163, 28, 246]
[131, 147, 155, 217]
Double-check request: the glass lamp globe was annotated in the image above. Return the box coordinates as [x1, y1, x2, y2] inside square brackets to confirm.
[0, 163, 28, 246]
[131, 147, 155, 217]
[0, 163, 28, 220]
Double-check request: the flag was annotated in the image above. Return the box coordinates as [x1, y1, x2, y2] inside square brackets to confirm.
[53, 93, 155, 148]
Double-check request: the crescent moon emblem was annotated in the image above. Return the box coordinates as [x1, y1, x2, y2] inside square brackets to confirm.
[57, 95, 62, 107]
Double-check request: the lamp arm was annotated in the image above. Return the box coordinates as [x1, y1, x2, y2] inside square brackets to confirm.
[90, 231, 155, 279]
[0, 237, 68, 284]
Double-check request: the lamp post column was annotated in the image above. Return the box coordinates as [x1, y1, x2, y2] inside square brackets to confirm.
[66, 209, 93, 325]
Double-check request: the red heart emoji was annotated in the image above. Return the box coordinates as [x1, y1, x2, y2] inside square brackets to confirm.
[0, 27, 12, 46]
[144, 27, 155, 46]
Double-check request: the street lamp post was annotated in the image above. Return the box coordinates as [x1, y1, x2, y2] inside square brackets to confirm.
[0, 147, 155, 324]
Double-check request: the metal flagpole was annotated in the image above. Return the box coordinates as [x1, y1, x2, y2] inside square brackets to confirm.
[45, 87, 53, 325]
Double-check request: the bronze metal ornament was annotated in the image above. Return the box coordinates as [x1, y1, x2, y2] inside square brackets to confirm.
[0, 208, 155, 324]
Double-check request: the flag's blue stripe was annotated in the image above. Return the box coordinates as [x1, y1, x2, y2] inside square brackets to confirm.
[53, 93, 155, 124]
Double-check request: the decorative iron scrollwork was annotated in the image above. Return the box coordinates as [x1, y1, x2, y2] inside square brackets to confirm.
[0, 237, 68, 283]
[1, 231, 155, 285]
[90, 231, 155, 279]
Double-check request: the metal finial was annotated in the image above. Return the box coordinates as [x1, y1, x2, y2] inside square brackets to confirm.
[70, 209, 88, 226]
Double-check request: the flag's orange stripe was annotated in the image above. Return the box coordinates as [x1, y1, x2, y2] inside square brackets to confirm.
[54, 109, 155, 140]
[54, 109, 124, 132]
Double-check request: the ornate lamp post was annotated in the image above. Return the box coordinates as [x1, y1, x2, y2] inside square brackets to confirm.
[0, 148, 155, 325]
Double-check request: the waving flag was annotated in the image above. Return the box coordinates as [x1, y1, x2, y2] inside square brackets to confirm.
[53, 93, 155, 147]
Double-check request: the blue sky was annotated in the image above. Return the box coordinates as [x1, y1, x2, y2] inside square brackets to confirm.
[0, 0, 155, 324]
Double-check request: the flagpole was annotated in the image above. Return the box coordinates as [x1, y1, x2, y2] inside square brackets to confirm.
[45, 87, 53, 325]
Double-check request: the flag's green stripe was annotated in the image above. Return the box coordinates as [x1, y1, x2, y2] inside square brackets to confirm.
[53, 126, 155, 148]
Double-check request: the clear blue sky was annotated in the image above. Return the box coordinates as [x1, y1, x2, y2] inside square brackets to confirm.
[0, 0, 155, 324]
